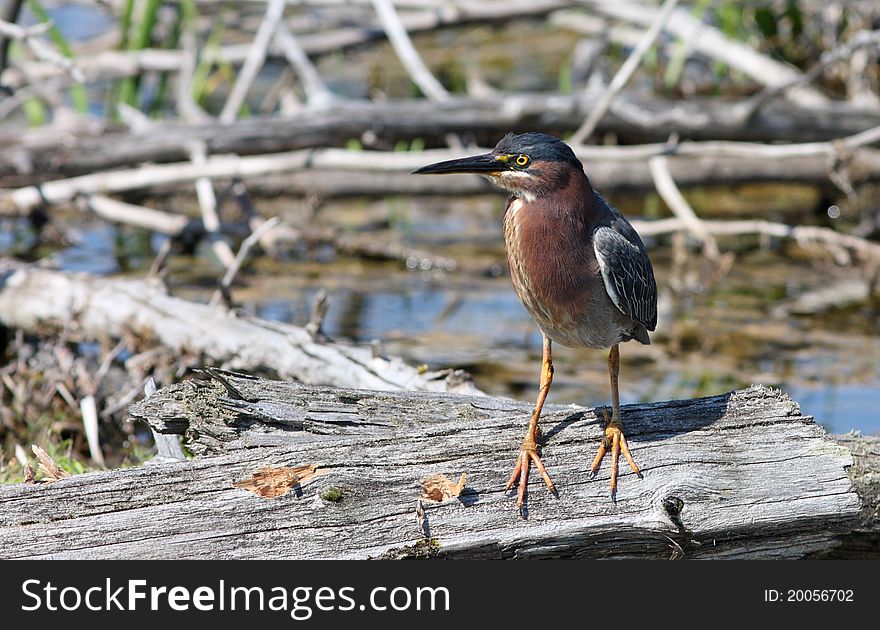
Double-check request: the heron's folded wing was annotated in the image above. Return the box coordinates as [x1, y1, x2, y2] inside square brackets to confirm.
[593, 224, 658, 331]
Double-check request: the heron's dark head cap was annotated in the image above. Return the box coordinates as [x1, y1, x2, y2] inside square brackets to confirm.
[491, 132, 582, 170]
[413, 132, 585, 199]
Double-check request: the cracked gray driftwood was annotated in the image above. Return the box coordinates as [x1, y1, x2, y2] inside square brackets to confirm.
[0, 369, 873, 559]
[0, 260, 476, 394]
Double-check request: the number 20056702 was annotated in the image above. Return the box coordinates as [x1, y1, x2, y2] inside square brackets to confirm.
[764, 590, 854, 602]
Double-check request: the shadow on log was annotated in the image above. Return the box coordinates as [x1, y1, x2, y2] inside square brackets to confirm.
[0, 369, 873, 559]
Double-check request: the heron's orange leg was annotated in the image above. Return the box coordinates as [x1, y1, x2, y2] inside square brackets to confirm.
[505, 333, 556, 507]
[589, 344, 642, 496]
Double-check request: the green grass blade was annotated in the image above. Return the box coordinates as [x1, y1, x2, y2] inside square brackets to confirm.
[116, 0, 162, 112]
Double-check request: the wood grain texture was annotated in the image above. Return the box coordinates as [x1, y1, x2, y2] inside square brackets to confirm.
[811, 435, 880, 558]
[0, 371, 865, 559]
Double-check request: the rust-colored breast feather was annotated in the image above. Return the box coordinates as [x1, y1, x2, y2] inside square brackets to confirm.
[502, 188, 632, 349]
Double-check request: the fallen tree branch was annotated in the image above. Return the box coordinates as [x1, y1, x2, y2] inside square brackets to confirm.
[629, 217, 880, 271]
[5, 129, 880, 211]
[570, 0, 679, 144]
[3, 0, 570, 89]
[0, 0, 24, 80]
[194, 145, 880, 196]
[0, 17, 84, 83]
[0, 260, 479, 395]
[273, 19, 334, 107]
[210, 215, 281, 307]
[84, 190, 282, 245]
[83, 194, 191, 235]
[577, 0, 829, 106]
[219, 0, 287, 123]
[0, 373, 868, 559]
[742, 28, 880, 121]
[648, 153, 722, 261]
[371, 0, 448, 102]
[189, 141, 236, 268]
[3, 93, 877, 178]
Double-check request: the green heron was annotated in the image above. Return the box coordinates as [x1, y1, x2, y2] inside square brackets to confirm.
[414, 132, 657, 506]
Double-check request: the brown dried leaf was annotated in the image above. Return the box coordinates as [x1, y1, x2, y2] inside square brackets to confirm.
[23, 463, 36, 484]
[31, 445, 69, 482]
[420, 473, 467, 502]
[234, 464, 319, 498]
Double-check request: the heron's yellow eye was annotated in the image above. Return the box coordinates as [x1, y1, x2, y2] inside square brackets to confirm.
[515, 155, 530, 167]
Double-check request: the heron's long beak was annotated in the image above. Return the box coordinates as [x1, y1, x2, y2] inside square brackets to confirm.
[412, 153, 501, 175]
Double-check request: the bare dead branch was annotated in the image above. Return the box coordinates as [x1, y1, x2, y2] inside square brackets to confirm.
[305, 287, 330, 342]
[189, 141, 236, 268]
[80, 394, 105, 467]
[273, 20, 335, 107]
[570, 0, 679, 144]
[5, 123, 880, 212]
[578, 0, 829, 106]
[3, 92, 877, 180]
[84, 194, 189, 234]
[631, 217, 880, 273]
[370, 0, 449, 102]
[210, 215, 281, 307]
[648, 152, 722, 261]
[0, 259, 482, 395]
[742, 28, 880, 121]
[0, 17, 84, 83]
[219, 0, 287, 123]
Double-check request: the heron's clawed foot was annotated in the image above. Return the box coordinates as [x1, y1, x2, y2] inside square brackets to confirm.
[505, 433, 556, 508]
[589, 408, 642, 498]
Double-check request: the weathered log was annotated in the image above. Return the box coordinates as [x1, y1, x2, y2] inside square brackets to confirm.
[0, 260, 477, 394]
[0, 371, 870, 559]
[2, 94, 879, 178]
[5, 140, 880, 213]
[178, 146, 880, 196]
[814, 435, 880, 558]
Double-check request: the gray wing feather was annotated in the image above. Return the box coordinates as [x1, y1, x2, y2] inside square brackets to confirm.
[592, 197, 658, 331]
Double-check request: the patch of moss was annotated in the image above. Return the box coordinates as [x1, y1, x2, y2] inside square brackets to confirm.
[377, 538, 441, 560]
[320, 486, 345, 503]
